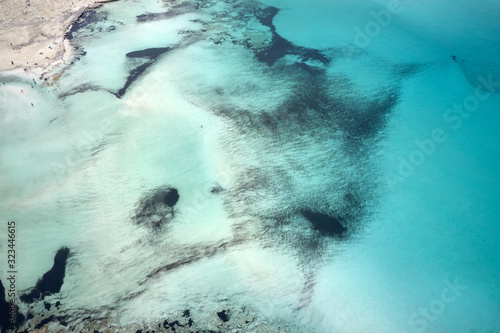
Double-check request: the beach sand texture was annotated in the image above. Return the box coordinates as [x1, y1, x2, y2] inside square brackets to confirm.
[0, 0, 114, 74]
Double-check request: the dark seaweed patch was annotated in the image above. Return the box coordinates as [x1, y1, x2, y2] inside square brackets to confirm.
[163, 188, 180, 207]
[136, 3, 194, 23]
[301, 210, 347, 238]
[20, 247, 70, 303]
[333, 88, 399, 139]
[67, 10, 108, 40]
[210, 186, 223, 194]
[254, 6, 280, 32]
[0, 280, 26, 331]
[137, 12, 169, 22]
[163, 319, 185, 331]
[133, 186, 179, 231]
[113, 47, 171, 98]
[34, 315, 55, 329]
[126, 47, 171, 59]
[114, 62, 151, 98]
[253, 7, 330, 66]
[216, 310, 229, 322]
[209, 69, 398, 257]
[59, 83, 101, 99]
[0, 279, 10, 333]
[256, 30, 330, 67]
[140, 235, 249, 285]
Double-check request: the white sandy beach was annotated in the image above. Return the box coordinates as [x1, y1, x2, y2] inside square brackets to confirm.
[0, 0, 116, 75]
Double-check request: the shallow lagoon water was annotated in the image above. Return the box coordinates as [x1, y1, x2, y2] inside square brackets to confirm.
[1, 0, 499, 332]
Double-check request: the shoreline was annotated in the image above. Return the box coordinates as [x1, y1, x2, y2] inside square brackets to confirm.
[0, 0, 119, 78]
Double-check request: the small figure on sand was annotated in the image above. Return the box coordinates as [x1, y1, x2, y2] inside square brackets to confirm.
[21, 89, 24, 93]
[31, 85, 33, 88]
[11, 61, 14, 65]
[31, 103, 34, 107]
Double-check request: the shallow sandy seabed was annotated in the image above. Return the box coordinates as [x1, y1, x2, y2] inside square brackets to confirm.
[1, 1, 308, 332]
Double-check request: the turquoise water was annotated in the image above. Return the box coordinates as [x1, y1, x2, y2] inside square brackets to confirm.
[1, 0, 499, 331]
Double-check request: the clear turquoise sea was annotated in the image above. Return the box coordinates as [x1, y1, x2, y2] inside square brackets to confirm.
[1, 0, 499, 332]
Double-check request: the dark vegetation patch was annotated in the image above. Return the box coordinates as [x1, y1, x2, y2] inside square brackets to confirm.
[67, 10, 109, 40]
[126, 47, 171, 59]
[0, 279, 24, 333]
[210, 186, 223, 194]
[216, 310, 229, 322]
[137, 3, 195, 22]
[253, 6, 331, 67]
[34, 315, 55, 329]
[132, 186, 179, 231]
[212, 69, 398, 144]
[301, 210, 347, 238]
[0, 279, 7, 333]
[331, 88, 399, 140]
[112, 47, 172, 98]
[20, 247, 70, 304]
[59, 83, 101, 99]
